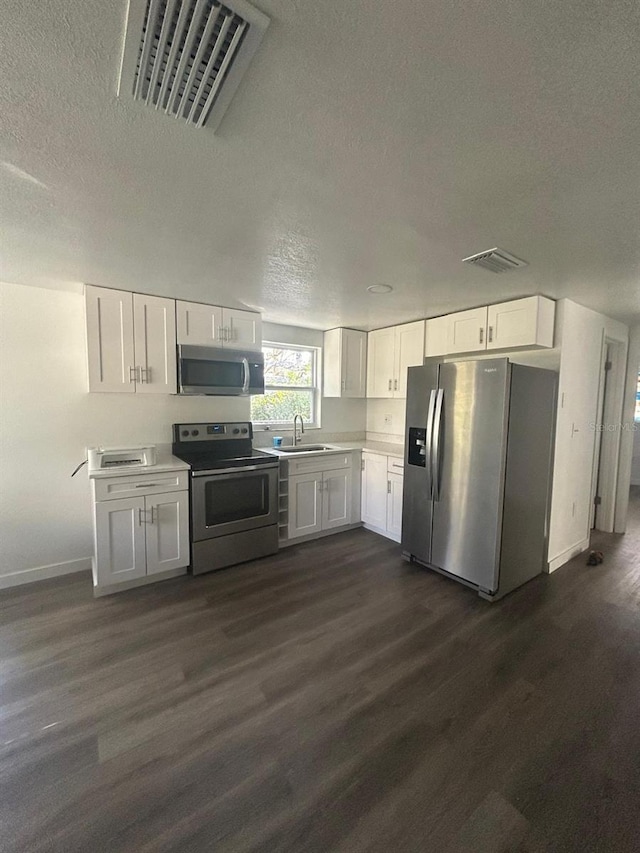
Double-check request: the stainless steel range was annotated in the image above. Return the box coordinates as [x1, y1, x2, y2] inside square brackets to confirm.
[172, 422, 279, 575]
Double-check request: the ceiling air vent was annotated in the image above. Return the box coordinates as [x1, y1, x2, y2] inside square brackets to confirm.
[118, 0, 270, 130]
[462, 247, 528, 274]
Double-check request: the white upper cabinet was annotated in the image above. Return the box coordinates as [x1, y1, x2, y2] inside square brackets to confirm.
[86, 286, 176, 393]
[176, 300, 261, 351]
[367, 327, 396, 398]
[367, 321, 424, 398]
[425, 296, 555, 358]
[176, 300, 224, 346]
[86, 286, 136, 393]
[323, 328, 367, 398]
[486, 296, 555, 350]
[448, 306, 489, 354]
[394, 321, 426, 397]
[132, 293, 177, 393]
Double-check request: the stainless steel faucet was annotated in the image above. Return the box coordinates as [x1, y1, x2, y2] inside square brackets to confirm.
[293, 414, 305, 445]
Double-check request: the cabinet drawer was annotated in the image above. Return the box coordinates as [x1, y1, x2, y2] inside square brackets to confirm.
[93, 470, 189, 501]
[387, 456, 405, 474]
[286, 453, 352, 477]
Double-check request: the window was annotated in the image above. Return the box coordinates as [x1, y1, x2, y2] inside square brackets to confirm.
[251, 343, 320, 428]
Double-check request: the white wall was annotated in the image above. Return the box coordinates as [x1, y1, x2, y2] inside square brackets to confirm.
[547, 299, 629, 569]
[0, 282, 250, 584]
[632, 429, 640, 486]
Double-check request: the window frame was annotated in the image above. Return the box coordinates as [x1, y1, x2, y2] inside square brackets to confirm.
[251, 341, 322, 430]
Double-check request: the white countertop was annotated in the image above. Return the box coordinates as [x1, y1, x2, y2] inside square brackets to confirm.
[263, 440, 404, 461]
[88, 450, 190, 479]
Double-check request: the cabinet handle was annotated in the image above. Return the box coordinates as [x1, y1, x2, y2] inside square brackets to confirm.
[150, 505, 155, 524]
[138, 507, 145, 526]
[135, 483, 162, 488]
[387, 480, 391, 494]
[129, 366, 137, 383]
[488, 326, 493, 343]
[479, 327, 484, 344]
[361, 459, 365, 471]
[394, 379, 398, 391]
[341, 379, 346, 391]
[388, 379, 392, 391]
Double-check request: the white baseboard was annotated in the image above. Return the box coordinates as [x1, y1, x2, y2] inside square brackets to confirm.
[0, 557, 92, 590]
[546, 538, 590, 574]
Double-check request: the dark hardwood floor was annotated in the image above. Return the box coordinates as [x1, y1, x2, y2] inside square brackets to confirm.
[2, 489, 640, 852]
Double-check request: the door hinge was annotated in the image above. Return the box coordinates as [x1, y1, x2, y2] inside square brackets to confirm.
[594, 495, 602, 506]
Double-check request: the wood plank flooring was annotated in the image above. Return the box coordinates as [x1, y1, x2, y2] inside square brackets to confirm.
[2, 489, 639, 852]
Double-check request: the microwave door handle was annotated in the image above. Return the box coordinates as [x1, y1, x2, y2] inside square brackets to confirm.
[242, 358, 250, 394]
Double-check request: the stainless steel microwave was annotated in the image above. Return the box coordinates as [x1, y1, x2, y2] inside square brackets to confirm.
[177, 345, 265, 396]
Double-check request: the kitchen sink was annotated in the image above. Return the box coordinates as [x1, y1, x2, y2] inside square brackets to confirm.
[276, 444, 338, 453]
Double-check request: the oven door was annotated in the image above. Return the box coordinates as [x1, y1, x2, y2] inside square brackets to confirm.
[191, 465, 278, 541]
[178, 345, 264, 396]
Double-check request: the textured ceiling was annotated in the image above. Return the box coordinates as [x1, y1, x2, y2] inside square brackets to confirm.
[1, 0, 639, 330]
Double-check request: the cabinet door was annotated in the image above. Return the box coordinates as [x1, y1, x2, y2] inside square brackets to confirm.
[367, 328, 396, 398]
[361, 453, 388, 529]
[95, 497, 147, 586]
[447, 306, 488, 354]
[288, 473, 322, 539]
[342, 329, 367, 397]
[486, 296, 554, 350]
[176, 300, 224, 346]
[85, 286, 135, 393]
[322, 468, 353, 530]
[223, 308, 262, 351]
[425, 315, 449, 358]
[394, 321, 425, 398]
[386, 472, 404, 540]
[145, 491, 190, 575]
[133, 294, 177, 394]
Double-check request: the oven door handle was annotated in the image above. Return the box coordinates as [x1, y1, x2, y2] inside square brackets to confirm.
[191, 464, 277, 477]
[242, 358, 250, 394]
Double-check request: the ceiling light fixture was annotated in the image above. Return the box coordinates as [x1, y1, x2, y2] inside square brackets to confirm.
[367, 284, 393, 294]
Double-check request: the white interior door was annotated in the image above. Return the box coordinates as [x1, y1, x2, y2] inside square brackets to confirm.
[447, 306, 488, 354]
[322, 469, 352, 529]
[176, 300, 224, 346]
[133, 293, 177, 394]
[367, 328, 396, 398]
[85, 286, 135, 393]
[95, 497, 146, 585]
[386, 472, 404, 539]
[361, 454, 388, 529]
[394, 321, 425, 397]
[288, 473, 322, 539]
[223, 309, 262, 351]
[145, 491, 190, 574]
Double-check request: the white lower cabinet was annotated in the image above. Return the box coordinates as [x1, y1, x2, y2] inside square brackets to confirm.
[282, 452, 357, 542]
[361, 452, 404, 542]
[92, 471, 189, 593]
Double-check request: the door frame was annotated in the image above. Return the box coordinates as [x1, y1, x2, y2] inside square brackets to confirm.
[591, 336, 627, 532]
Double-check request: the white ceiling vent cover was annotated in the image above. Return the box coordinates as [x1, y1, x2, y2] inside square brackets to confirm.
[462, 247, 529, 273]
[118, 0, 270, 130]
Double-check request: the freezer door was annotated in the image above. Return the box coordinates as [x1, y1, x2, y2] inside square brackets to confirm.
[401, 363, 438, 563]
[430, 360, 510, 592]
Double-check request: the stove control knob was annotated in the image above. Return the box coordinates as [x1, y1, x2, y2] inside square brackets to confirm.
[241, 428, 248, 434]
[233, 428, 240, 434]
[181, 430, 189, 437]
[191, 429, 199, 436]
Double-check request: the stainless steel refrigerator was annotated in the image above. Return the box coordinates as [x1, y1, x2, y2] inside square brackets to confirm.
[402, 358, 557, 601]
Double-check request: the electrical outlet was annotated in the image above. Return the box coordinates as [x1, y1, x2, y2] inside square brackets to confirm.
[383, 413, 393, 427]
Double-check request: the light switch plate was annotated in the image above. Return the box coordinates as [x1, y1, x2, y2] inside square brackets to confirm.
[383, 413, 393, 427]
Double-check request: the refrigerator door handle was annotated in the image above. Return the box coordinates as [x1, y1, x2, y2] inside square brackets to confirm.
[432, 389, 444, 501]
[425, 389, 437, 498]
